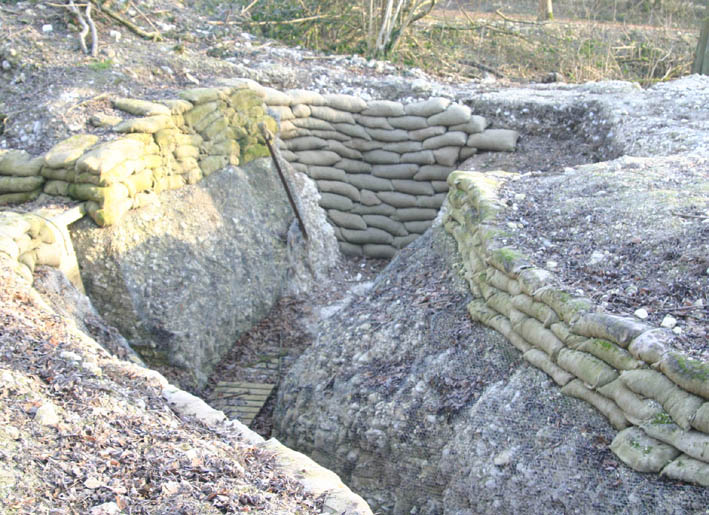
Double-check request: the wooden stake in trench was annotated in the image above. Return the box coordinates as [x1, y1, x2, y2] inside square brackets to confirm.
[259, 123, 309, 241]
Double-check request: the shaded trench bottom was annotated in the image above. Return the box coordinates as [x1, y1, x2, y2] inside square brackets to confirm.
[200, 255, 388, 438]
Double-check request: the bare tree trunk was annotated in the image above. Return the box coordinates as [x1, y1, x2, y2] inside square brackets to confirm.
[538, 0, 553, 20]
[694, 15, 709, 74]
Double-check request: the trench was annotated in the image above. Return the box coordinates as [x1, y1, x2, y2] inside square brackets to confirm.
[196, 125, 604, 440]
[58, 100, 620, 510]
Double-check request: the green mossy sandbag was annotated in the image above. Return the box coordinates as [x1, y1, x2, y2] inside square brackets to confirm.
[43, 134, 99, 169]
[535, 287, 593, 324]
[572, 338, 643, 371]
[0, 189, 41, 205]
[0, 150, 43, 177]
[43, 180, 70, 197]
[659, 352, 709, 401]
[610, 427, 680, 473]
[0, 175, 45, 193]
[68, 183, 129, 204]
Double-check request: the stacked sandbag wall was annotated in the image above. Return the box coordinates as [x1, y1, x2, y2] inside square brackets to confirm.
[1, 82, 278, 227]
[263, 91, 519, 258]
[0, 210, 78, 286]
[0, 150, 45, 205]
[443, 170, 709, 487]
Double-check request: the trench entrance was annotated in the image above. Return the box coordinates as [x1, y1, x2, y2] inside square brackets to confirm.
[199, 132, 598, 436]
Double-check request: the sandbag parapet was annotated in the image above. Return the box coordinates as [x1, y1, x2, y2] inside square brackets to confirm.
[442, 169, 709, 486]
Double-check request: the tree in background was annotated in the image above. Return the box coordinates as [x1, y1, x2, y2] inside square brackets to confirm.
[538, 0, 553, 20]
[369, 0, 437, 57]
[250, 0, 436, 58]
[694, 3, 709, 74]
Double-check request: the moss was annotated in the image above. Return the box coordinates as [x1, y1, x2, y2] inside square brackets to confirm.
[493, 248, 526, 265]
[652, 411, 673, 425]
[673, 354, 709, 381]
[594, 338, 614, 351]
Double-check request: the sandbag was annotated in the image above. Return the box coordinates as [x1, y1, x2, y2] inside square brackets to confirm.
[610, 427, 680, 473]
[0, 175, 45, 193]
[561, 379, 628, 430]
[523, 348, 574, 386]
[0, 190, 41, 205]
[597, 379, 663, 424]
[621, 369, 704, 430]
[571, 312, 649, 347]
[641, 422, 709, 463]
[658, 352, 709, 400]
[661, 455, 709, 487]
[44, 134, 99, 169]
[0, 150, 44, 177]
[557, 348, 618, 388]
[512, 294, 559, 327]
[572, 338, 643, 371]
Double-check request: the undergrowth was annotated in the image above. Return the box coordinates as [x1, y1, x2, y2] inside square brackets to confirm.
[397, 10, 698, 85]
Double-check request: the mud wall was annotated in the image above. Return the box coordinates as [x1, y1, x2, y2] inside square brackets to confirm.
[444, 170, 709, 486]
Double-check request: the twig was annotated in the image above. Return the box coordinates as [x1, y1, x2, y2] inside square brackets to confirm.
[460, 59, 505, 78]
[244, 14, 341, 26]
[495, 9, 546, 25]
[68, 0, 90, 55]
[128, 0, 161, 36]
[65, 93, 109, 117]
[240, 0, 260, 17]
[85, 2, 98, 57]
[90, 0, 162, 41]
[670, 211, 709, 220]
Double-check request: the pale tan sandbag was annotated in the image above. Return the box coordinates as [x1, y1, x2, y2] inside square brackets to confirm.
[571, 312, 650, 348]
[641, 421, 709, 463]
[691, 403, 709, 433]
[534, 286, 593, 324]
[597, 379, 663, 425]
[557, 348, 619, 389]
[35, 242, 62, 267]
[523, 348, 574, 386]
[611, 427, 680, 473]
[621, 369, 704, 431]
[561, 379, 629, 430]
[627, 329, 672, 365]
[661, 454, 709, 487]
[550, 322, 587, 347]
[517, 317, 565, 359]
[512, 293, 559, 327]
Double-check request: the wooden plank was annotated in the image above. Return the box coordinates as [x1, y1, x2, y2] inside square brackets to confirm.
[209, 393, 270, 402]
[213, 381, 275, 391]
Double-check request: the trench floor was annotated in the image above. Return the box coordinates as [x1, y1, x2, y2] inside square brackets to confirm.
[200, 256, 386, 438]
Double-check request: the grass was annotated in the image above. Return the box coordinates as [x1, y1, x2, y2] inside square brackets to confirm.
[88, 59, 113, 71]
